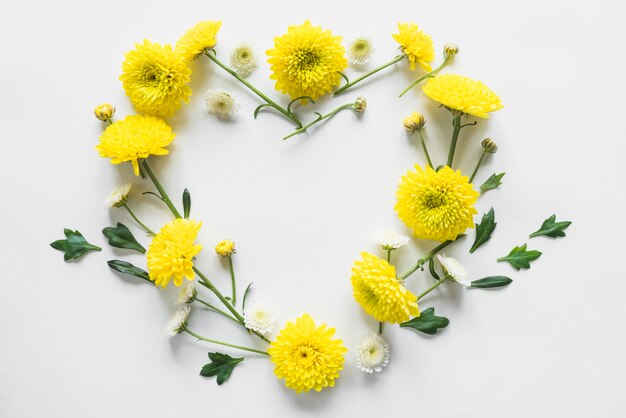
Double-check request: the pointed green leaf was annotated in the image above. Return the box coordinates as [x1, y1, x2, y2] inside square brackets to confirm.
[200, 352, 244, 385]
[50, 229, 101, 261]
[400, 307, 449, 335]
[182, 189, 191, 219]
[107, 260, 153, 284]
[470, 207, 497, 253]
[471, 276, 512, 288]
[102, 223, 145, 253]
[529, 214, 572, 238]
[497, 244, 542, 270]
[480, 172, 505, 191]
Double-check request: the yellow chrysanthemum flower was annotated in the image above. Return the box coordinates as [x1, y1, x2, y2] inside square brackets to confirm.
[269, 314, 347, 393]
[96, 115, 175, 176]
[395, 165, 479, 242]
[351, 252, 419, 324]
[267, 20, 348, 100]
[392, 22, 435, 72]
[147, 219, 203, 288]
[120, 40, 192, 118]
[175, 20, 222, 62]
[422, 74, 503, 118]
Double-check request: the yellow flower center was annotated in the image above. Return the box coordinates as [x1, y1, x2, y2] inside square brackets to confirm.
[254, 311, 267, 321]
[293, 48, 321, 72]
[294, 345, 318, 367]
[423, 188, 447, 208]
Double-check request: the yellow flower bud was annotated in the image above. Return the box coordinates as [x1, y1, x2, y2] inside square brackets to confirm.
[215, 239, 236, 257]
[403, 112, 426, 134]
[354, 97, 367, 113]
[94, 103, 116, 122]
[443, 43, 459, 57]
[481, 138, 498, 153]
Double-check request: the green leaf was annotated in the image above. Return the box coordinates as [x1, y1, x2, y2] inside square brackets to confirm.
[480, 172, 505, 191]
[50, 229, 101, 261]
[497, 244, 542, 270]
[529, 214, 572, 238]
[253, 104, 271, 119]
[400, 307, 450, 335]
[107, 260, 153, 284]
[102, 223, 145, 253]
[471, 276, 513, 288]
[200, 352, 244, 385]
[182, 189, 191, 219]
[242, 282, 254, 312]
[470, 207, 497, 253]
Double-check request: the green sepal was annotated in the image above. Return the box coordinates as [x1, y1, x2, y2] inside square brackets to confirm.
[183, 189, 191, 219]
[242, 282, 254, 312]
[497, 244, 542, 270]
[107, 260, 153, 284]
[480, 172, 505, 191]
[400, 307, 450, 335]
[200, 352, 244, 385]
[470, 207, 496, 253]
[471, 276, 513, 288]
[529, 214, 572, 238]
[50, 229, 102, 261]
[102, 223, 146, 253]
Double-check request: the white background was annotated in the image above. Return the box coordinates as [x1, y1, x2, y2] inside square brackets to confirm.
[1, 0, 625, 417]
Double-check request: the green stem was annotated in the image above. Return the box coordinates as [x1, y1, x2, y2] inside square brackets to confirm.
[195, 298, 240, 325]
[378, 321, 384, 335]
[416, 130, 434, 168]
[283, 103, 356, 140]
[447, 114, 463, 168]
[398, 55, 452, 97]
[122, 204, 156, 236]
[204, 51, 302, 128]
[184, 328, 269, 356]
[139, 160, 182, 219]
[469, 151, 488, 183]
[416, 277, 449, 301]
[386, 249, 392, 263]
[334, 55, 405, 96]
[398, 237, 462, 282]
[227, 256, 237, 306]
[194, 267, 245, 325]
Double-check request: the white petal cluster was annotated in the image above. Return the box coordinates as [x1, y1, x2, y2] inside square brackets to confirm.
[176, 281, 197, 305]
[204, 89, 240, 120]
[356, 332, 390, 373]
[165, 306, 191, 338]
[348, 37, 375, 66]
[105, 183, 131, 208]
[437, 254, 471, 286]
[243, 300, 277, 335]
[229, 43, 258, 77]
[373, 229, 410, 250]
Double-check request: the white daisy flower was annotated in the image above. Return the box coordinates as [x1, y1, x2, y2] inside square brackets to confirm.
[175, 281, 197, 306]
[105, 183, 131, 208]
[348, 37, 375, 66]
[229, 43, 258, 77]
[373, 229, 410, 251]
[437, 254, 471, 287]
[356, 332, 390, 373]
[165, 306, 190, 338]
[204, 89, 240, 120]
[243, 300, 277, 335]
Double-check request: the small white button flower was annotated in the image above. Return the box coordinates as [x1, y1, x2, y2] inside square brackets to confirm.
[437, 254, 471, 287]
[243, 300, 277, 335]
[373, 229, 410, 251]
[229, 43, 258, 77]
[175, 281, 197, 306]
[105, 183, 131, 208]
[348, 37, 375, 66]
[356, 332, 390, 373]
[204, 89, 240, 120]
[165, 306, 191, 338]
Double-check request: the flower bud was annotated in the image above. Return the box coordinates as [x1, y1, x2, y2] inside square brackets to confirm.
[403, 112, 426, 134]
[354, 97, 367, 113]
[215, 239, 236, 257]
[481, 138, 498, 153]
[94, 103, 116, 122]
[443, 43, 459, 57]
